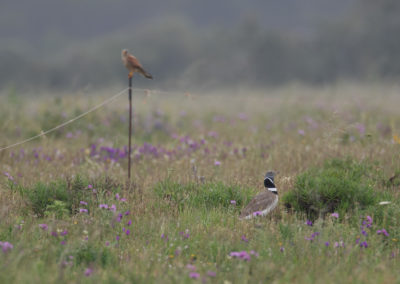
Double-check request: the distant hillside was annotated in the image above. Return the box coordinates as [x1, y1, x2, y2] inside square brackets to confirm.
[0, 0, 353, 41]
[1, 0, 400, 91]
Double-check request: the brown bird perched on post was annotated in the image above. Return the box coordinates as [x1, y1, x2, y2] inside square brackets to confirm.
[121, 49, 153, 79]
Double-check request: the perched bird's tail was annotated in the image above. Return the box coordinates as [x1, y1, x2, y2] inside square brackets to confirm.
[139, 68, 153, 79]
[144, 72, 153, 79]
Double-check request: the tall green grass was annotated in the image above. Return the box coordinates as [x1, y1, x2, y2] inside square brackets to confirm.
[153, 179, 256, 211]
[283, 158, 380, 218]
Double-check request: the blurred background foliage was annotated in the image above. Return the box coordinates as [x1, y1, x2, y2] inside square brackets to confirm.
[0, 0, 399, 91]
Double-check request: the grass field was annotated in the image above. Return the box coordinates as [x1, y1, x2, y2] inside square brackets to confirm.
[1, 83, 400, 283]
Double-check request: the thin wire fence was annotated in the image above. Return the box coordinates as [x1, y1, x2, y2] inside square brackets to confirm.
[0, 86, 196, 152]
[0, 88, 129, 152]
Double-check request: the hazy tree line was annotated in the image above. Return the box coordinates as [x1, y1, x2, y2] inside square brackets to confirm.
[1, 0, 399, 91]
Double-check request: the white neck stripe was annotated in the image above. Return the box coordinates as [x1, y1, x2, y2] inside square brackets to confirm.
[268, 188, 277, 192]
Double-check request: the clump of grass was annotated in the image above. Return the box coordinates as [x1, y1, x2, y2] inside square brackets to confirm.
[13, 175, 124, 217]
[283, 158, 380, 219]
[16, 175, 90, 217]
[44, 200, 70, 219]
[74, 244, 114, 267]
[154, 180, 255, 211]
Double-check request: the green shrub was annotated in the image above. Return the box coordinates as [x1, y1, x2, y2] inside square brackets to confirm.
[44, 200, 69, 219]
[154, 180, 255, 211]
[18, 175, 90, 217]
[14, 175, 124, 217]
[21, 180, 70, 217]
[282, 158, 379, 219]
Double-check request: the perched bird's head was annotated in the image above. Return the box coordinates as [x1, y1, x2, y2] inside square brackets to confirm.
[122, 49, 128, 57]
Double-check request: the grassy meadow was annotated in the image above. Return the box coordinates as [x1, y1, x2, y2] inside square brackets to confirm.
[1, 84, 400, 283]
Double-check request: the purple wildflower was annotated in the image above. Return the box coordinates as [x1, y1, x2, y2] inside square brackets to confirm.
[51, 231, 58, 237]
[116, 235, 120, 241]
[306, 220, 313, 226]
[127, 220, 132, 226]
[377, 229, 389, 237]
[189, 272, 200, 279]
[116, 213, 123, 222]
[238, 113, 248, 120]
[298, 129, 305, 136]
[214, 160, 221, 166]
[366, 216, 373, 224]
[99, 204, 108, 209]
[0, 242, 13, 253]
[249, 250, 259, 257]
[325, 242, 330, 247]
[175, 248, 181, 256]
[87, 184, 93, 189]
[126, 229, 130, 236]
[305, 232, 320, 242]
[331, 212, 339, 218]
[84, 268, 93, 277]
[239, 251, 251, 261]
[360, 241, 368, 248]
[253, 211, 262, 217]
[79, 208, 88, 213]
[280, 247, 285, 252]
[124, 210, 130, 215]
[230, 251, 251, 261]
[60, 240, 66, 245]
[80, 201, 88, 206]
[186, 264, 196, 271]
[207, 271, 216, 277]
[105, 241, 110, 246]
[39, 224, 48, 231]
[3, 172, 14, 181]
[241, 235, 249, 243]
[334, 241, 344, 248]
[115, 193, 120, 200]
[230, 200, 236, 205]
[362, 230, 367, 236]
[110, 204, 116, 212]
[60, 230, 68, 236]
[305, 116, 318, 129]
[208, 131, 218, 138]
[355, 123, 366, 136]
